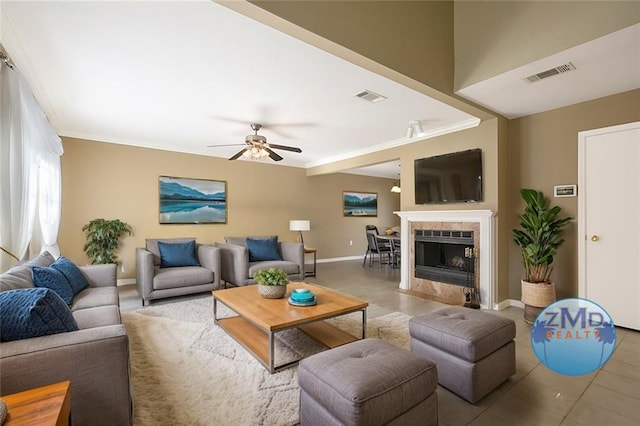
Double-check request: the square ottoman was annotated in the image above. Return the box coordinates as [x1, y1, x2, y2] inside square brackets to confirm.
[409, 307, 516, 403]
[298, 338, 438, 426]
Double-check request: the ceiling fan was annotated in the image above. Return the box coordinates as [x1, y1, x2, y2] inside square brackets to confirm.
[207, 123, 302, 161]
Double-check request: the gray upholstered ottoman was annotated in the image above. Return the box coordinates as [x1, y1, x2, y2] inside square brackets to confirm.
[409, 307, 516, 403]
[298, 338, 438, 426]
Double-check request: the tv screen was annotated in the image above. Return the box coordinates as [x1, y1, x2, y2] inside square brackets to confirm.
[414, 149, 483, 204]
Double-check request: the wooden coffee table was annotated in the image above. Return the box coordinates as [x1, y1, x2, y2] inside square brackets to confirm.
[1, 381, 71, 425]
[213, 282, 368, 373]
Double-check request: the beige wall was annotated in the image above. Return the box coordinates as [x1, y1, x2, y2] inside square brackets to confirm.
[59, 137, 399, 279]
[308, 120, 500, 213]
[454, 1, 640, 89]
[396, 119, 499, 213]
[251, 0, 455, 95]
[508, 89, 640, 301]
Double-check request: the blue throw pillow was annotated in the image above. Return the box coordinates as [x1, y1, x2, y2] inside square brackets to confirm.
[158, 240, 200, 268]
[0, 288, 79, 342]
[246, 236, 283, 262]
[51, 257, 90, 296]
[32, 266, 75, 305]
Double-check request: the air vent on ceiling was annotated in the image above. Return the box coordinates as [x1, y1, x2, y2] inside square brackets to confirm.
[355, 89, 387, 103]
[524, 62, 576, 83]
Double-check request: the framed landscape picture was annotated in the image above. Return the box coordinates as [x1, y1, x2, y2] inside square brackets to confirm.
[159, 176, 227, 224]
[343, 191, 377, 217]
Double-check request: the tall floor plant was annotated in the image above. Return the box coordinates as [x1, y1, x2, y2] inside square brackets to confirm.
[512, 189, 572, 323]
[82, 218, 132, 264]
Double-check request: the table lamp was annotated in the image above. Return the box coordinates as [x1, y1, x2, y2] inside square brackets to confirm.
[289, 220, 310, 245]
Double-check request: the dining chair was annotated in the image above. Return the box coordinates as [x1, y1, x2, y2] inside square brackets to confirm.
[390, 237, 401, 268]
[365, 225, 379, 234]
[362, 229, 392, 267]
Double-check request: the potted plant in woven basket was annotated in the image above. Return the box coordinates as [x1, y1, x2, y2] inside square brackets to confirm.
[253, 268, 289, 299]
[512, 189, 573, 324]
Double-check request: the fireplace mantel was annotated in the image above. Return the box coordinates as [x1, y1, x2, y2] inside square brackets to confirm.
[395, 210, 495, 309]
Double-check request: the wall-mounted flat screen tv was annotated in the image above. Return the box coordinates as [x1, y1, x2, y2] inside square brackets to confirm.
[414, 148, 483, 204]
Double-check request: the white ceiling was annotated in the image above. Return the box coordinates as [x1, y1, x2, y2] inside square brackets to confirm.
[2, 2, 637, 178]
[457, 23, 640, 119]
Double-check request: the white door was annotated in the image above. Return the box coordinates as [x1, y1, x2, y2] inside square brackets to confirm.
[578, 121, 640, 330]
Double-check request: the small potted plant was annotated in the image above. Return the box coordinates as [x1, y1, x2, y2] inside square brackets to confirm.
[512, 189, 572, 324]
[253, 268, 289, 299]
[82, 218, 132, 265]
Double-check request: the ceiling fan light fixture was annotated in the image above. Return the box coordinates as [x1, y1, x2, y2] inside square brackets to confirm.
[209, 123, 301, 161]
[243, 146, 269, 160]
[246, 134, 267, 144]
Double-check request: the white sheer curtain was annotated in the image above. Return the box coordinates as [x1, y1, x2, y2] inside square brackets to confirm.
[38, 153, 62, 256]
[0, 58, 63, 271]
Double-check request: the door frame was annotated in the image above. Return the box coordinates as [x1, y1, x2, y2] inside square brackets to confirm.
[577, 121, 640, 298]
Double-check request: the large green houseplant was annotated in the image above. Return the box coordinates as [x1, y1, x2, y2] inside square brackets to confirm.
[253, 268, 289, 299]
[512, 189, 572, 324]
[82, 218, 132, 265]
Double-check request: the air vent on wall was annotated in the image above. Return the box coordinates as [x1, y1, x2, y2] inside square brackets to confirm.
[524, 62, 576, 83]
[355, 89, 387, 103]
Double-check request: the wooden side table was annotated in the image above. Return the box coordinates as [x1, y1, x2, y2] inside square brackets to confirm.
[304, 247, 317, 277]
[1, 381, 71, 426]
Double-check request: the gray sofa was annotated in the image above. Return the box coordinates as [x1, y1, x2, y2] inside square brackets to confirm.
[215, 236, 304, 287]
[136, 237, 221, 306]
[0, 251, 132, 426]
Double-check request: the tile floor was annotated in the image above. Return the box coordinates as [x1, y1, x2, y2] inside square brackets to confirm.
[118, 259, 640, 425]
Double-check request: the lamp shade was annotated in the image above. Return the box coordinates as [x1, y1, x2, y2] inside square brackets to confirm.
[289, 220, 310, 231]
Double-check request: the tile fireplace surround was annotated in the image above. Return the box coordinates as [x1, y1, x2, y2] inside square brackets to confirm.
[395, 210, 495, 310]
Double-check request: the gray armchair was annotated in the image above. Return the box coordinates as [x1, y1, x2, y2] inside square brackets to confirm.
[136, 238, 221, 306]
[215, 236, 304, 287]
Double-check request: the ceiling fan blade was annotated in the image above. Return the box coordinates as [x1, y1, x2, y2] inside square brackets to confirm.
[264, 147, 283, 162]
[267, 144, 302, 153]
[207, 143, 247, 148]
[229, 148, 249, 160]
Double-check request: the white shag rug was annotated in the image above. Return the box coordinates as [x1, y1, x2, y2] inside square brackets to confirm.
[122, 297, 410, 426]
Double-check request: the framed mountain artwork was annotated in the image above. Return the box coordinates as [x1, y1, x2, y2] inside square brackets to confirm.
[343, 191, 377, 217]
[159, 176, 227, 224]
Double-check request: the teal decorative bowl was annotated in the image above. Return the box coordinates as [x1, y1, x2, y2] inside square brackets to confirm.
[290, 289, 315, 302]
[288, 296, 317, 306]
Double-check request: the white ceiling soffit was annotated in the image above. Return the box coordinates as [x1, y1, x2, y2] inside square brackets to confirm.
[0, 1, 479, 171]
[456, 24, 640, 119]
[345, 160, 401, 179]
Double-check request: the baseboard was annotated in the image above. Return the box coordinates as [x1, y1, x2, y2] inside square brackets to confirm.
[317, 255, 363, 263]
[494, 299, 524, 310]
[117, 278, 136, 286]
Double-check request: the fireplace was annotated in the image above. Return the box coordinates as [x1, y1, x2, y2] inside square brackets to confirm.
[394, 210, 495, 309]
[414, 230, 475, 287]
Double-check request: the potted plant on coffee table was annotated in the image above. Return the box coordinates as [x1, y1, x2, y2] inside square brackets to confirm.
[512, 189, 573, 324]
[253, 268, 289, 299]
